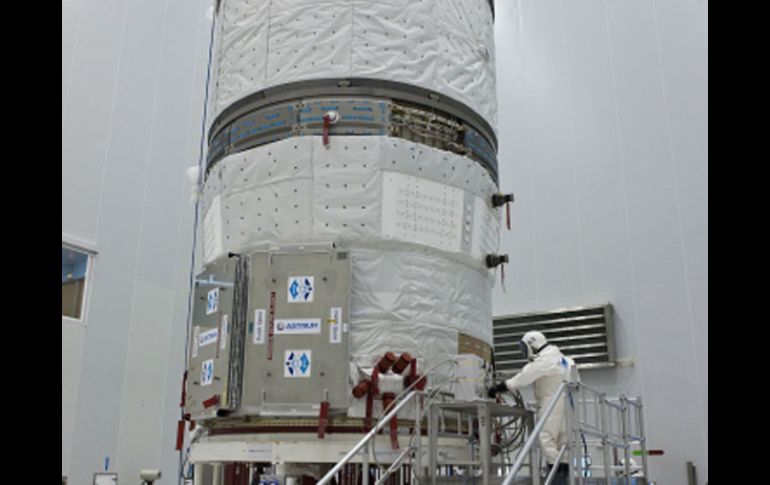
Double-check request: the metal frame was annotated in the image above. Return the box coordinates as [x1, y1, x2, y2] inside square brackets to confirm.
[62, 242, 96, 325]
[317, 390, 423, 485]
[204, 84, 500, 183]
[428, 400, 536, 485]
[497, 366, 650, 485]
[564, 384, 649, 485]
[208, 78, 498, 153]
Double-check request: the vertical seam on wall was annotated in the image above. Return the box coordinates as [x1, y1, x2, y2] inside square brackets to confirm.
[92, 0, 131, 260]
[650, 0, 708, 467]
[601, 0, 648, 403]
[518, 2, 539, 304]
[115, 0, 173, 467]
[173, 2, 213, 483]
[558, 0, 587, 301]
[62, 0, 86, 126]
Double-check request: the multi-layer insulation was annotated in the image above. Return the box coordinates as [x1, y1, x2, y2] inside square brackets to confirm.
[197, 0, 500, 410]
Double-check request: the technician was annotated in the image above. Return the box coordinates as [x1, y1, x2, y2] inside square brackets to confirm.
[488, 331, 578, 484]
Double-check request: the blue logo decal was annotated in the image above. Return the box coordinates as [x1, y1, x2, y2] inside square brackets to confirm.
[284, 350, 312, 377]
[288, 277, 314, 302]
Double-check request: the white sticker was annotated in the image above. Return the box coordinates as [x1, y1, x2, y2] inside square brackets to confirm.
[381, 171, 465, 253]
[201, 359, 214, 386]
[220, 314, 228, 350]
[203, 195, 223, 264]
[254, 309, 266, 344]
[329, 307, 342, 344]
[343, 323, 349, 333]
[287, 276, 314, 303]
[206, 288, 220, 315]
[199, 328, 219, 348]
[192, 326, 200, 357]
[284, 350, 312, 378]
[274, 318, 322, 335]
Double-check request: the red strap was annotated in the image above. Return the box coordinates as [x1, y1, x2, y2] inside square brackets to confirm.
[175, 420, 185, 450]
[390, 412, 399, 450]
[267, 291, 276, 360]
[317, 401, 330, 438]
[323, 115, 331, 147]
[364, 368, 380, 431]
[382, 393, 399, 450]
[500, 264, 507, 293]
[364, 393, 373, 431]
[371, 367, 380, 396]
[188, 419, 196, 431]
[180, 371, 188, 407]
[202, 395, 220, 409]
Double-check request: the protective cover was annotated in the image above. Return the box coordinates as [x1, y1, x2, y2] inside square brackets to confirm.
[198, 136, 500, 395]
[208, 0, 497, 131]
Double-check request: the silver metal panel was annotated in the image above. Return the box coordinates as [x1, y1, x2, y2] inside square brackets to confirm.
[241, 250, 351, 414]
[185, 257, 238, 420]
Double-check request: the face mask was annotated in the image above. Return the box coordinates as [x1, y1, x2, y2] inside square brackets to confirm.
[518, 340, 530, 360]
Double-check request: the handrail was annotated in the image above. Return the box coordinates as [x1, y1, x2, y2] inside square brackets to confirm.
[543, 444, 567, 485]
[501, 382, 567, 485]
[375, 446, 416, 485]
[317, 390, 420, 485]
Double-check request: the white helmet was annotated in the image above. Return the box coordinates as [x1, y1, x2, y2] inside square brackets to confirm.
[519, 331, 549, 360]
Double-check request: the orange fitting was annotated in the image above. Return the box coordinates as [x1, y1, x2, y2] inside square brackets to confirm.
[392, 352, 413, 375]
[376, 352, 398, 373]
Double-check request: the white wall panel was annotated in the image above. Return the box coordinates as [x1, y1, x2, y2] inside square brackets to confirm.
[494, 2, 707, 483]
[61, 0, 212, 482]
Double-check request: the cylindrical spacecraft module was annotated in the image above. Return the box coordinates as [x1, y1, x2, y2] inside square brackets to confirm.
[184, 0, 503, 455]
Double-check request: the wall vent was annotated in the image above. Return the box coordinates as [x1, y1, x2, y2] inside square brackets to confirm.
[492, 304, 616, 372]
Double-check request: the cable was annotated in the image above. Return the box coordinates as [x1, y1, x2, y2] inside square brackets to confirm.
[177, 5, 217, 485]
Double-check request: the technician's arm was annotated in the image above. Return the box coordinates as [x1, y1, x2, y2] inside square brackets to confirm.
[504, 359, 546, 391]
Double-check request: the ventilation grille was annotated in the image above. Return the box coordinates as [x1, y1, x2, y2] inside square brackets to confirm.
[492, 304, 616, 372]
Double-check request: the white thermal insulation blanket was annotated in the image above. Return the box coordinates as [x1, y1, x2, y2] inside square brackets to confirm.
[199, 136, 500, 392]
[208, 0, 498, 130]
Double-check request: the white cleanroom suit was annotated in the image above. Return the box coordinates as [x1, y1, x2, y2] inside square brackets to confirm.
[504, 340, 577, 465]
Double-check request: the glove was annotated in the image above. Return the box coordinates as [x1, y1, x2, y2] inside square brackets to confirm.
[487, 382, 508, 398]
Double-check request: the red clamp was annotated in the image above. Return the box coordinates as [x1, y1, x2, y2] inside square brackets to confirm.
[202, 394, 220, 409]
[322, 111, 339, 148]
[317, 401, 331, 439]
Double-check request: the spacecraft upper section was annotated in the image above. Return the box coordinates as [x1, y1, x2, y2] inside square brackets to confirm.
[208, 0, 497, 132]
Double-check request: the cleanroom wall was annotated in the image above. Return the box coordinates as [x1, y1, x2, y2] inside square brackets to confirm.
[62, 0, 211, 482]
[493, 1, 707, 484]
